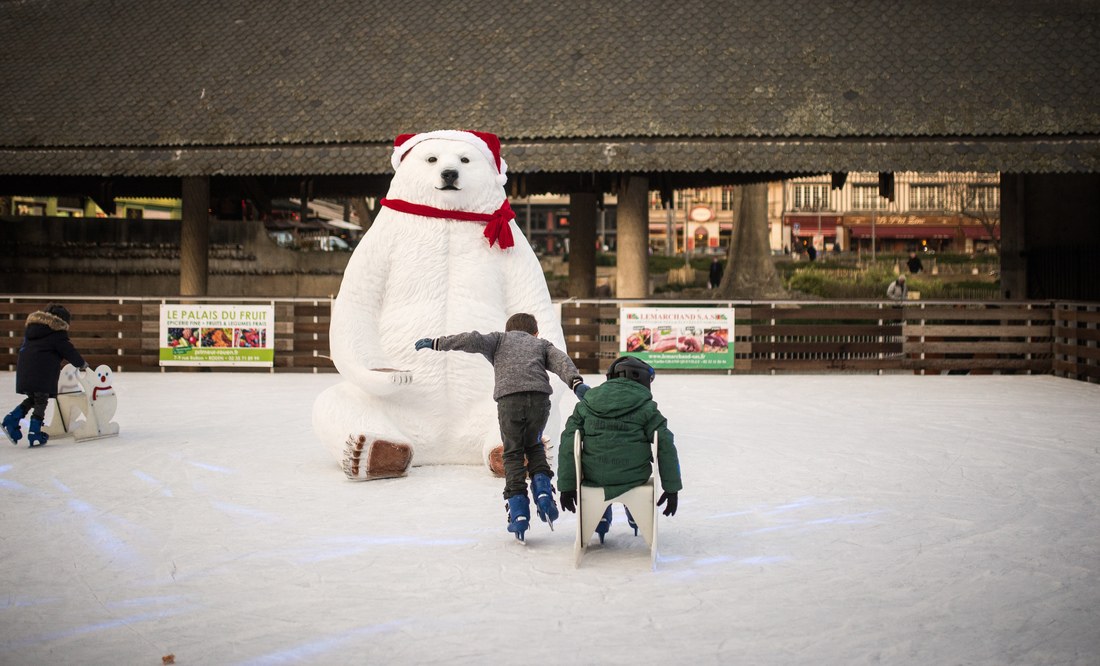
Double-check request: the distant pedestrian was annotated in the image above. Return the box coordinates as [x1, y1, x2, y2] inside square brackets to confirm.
[907, 251, 924, 274]
[807, 244, 817, 262]
[708, 257, 724, 289]
[887, 274, 908, 301]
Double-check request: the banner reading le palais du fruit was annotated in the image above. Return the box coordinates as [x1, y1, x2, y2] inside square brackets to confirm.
[159, 304, 274, 367]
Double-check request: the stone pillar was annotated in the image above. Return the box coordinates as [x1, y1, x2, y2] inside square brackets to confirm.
[615, 175, 650, 298]
[999, 173, 1027, 300]
[568, 191, 598, 298]
[180, 176, 210, 297]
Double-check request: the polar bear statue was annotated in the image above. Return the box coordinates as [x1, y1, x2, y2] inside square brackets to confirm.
[312, 130, 573, 481]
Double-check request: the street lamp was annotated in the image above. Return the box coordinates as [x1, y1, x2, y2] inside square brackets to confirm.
[683, 195, 692, 267]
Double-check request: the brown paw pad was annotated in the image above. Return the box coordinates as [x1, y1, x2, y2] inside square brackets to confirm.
[488, 445, 505, 477]
[367, 439, 412, 479]
[342, 435, 412, 481]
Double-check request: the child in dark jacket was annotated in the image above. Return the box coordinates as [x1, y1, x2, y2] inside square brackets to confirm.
[3, 303, 89, 447]
[558, 356, 682, 541]
[414, 312, 589, 541]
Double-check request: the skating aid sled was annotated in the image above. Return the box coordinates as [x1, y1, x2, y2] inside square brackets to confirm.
[572, 431, 659, 569]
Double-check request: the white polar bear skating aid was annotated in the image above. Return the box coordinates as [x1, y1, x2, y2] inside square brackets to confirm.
[42, 364, 86, 438]
[43, 364, 120, 441]
[72, 364, 119, 440]
[312, 130, 574, 480]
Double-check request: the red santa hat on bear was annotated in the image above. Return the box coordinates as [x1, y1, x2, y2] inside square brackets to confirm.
[391, 130, 509, 186]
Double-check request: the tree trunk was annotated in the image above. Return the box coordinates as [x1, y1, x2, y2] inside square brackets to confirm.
[350, 197, 376, 232]
[716, 182, 786, 299]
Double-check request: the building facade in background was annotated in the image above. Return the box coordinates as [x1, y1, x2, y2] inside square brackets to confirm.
[3, 171, 1003, 258]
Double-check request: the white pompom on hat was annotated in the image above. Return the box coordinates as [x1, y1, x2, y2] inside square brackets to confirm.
[391, 130, 509, 186]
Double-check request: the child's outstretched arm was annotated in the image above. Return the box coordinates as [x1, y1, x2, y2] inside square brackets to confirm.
[545, 343, 589, 398]
[415, 331, 501, 364]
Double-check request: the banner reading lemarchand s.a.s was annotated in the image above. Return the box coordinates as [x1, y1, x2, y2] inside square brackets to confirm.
[159, 304, 274, 367]
[619, 307, 734, 370]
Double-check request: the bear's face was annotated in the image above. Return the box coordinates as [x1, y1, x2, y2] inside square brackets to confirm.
[386, 138, 504, 214]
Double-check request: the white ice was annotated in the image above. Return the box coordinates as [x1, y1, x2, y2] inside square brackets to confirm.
[1, 371, 1098, 665]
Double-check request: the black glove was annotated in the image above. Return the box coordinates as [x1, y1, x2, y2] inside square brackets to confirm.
[574, 383, 590, 399]
[560, 490, 577, 513]
[657, 491, 678, 517]
[414, 338, 434, 351]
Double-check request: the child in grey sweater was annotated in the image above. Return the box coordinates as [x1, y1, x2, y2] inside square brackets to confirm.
[415, 312, 589, 541]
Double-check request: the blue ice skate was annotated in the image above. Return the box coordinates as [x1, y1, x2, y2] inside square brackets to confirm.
[625, 506, 638, 536]
[506, 494, 530, 542]
[595, 506, 613, 544]
[27, 418, 48, 448]
[2, 407, 23, 444]
[530, 473, 559, 529]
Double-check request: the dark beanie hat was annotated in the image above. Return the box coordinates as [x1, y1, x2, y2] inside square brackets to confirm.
[44, 303, 72, 324]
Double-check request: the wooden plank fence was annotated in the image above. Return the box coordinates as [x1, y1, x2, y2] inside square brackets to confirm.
[2, 297, 334, 373]
[1052, 302, 1100, 383]
[2, 296, 1095, 382]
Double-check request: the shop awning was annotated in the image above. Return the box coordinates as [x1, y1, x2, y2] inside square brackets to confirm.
[961, 225, 1000, 239]
[848, 225, 957, 239]
[787, 215, 839, 236]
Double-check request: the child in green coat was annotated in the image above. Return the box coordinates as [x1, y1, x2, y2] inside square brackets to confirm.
[558, 356, 682, 541]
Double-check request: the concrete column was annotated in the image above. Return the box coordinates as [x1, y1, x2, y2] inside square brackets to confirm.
[180, 176, 210, 297]
[568, 191, 598, 298]
[616, 175, 650, 298]
[999, 173, 1027, 300]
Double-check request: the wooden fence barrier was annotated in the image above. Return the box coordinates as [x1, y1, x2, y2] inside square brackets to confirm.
[1052, 302, 1100, 383]
[2, 296, 1094, 381]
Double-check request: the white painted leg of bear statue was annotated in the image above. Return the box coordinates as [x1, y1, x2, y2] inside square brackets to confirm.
[313, 381, 414, 481]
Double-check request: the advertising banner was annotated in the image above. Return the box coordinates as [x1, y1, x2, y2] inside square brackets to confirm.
[159, 304, 275, 367]
[619, 307, 734, 370]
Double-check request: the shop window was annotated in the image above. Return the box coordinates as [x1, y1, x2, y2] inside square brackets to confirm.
[910, 184, 945, 211]
[852, 185, 887, 210]
[792, 183, 831, 211]
[965, 185, 1000, 212]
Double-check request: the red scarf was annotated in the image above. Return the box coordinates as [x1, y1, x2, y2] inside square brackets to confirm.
[379, 198, 516, 250]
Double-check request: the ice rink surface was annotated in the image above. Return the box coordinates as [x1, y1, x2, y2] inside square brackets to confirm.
[1, 371, 1098, 665]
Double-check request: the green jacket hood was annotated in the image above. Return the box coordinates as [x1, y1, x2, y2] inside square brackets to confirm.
[582, 378, 653, 419]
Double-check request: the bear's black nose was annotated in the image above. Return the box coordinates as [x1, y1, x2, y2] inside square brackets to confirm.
[440, 169, 459, 187]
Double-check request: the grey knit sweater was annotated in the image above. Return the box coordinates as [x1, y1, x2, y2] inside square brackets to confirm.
[433, 330, 583, 401]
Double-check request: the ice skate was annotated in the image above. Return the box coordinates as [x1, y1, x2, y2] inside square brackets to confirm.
[625, 506, 638, 536]
[530, 473, 559, 529]
[506, 494, 530, 542]
[595, 505, 613, 544]
[26, 418, 49, 448]
[2, 407, 23, 444]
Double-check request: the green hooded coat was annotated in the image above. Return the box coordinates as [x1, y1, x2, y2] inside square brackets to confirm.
[558, 378, 682, 500]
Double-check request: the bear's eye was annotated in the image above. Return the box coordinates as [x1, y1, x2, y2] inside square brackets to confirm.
[427, 156, 437, 163]
[460, 157, 470, 163]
